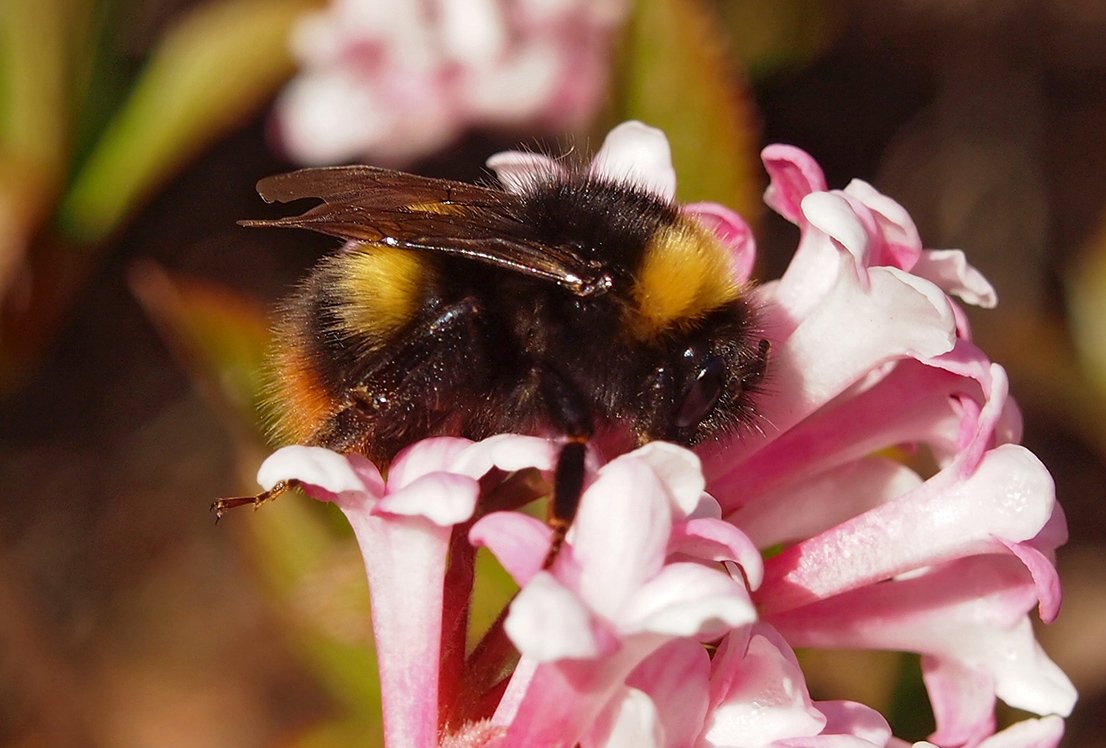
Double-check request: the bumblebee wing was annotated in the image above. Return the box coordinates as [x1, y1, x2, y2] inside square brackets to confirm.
[243, 166, 611, 297]
[252, 165, 505, 209]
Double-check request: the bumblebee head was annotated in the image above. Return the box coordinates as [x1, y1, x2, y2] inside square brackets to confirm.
[636, 303, 768, 448]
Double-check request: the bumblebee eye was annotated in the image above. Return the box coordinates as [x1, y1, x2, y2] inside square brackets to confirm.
[675, 355, 727, 429]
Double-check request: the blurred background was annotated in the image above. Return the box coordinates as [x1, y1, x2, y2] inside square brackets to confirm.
[1, 0, 1104, 745]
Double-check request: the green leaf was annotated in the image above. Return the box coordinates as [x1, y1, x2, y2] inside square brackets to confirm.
[468, 547, 519, 648]
[618, 0, 762, 222]
[290, 718, 384, 748]
[886, 652, 934, 741]
[59, 0, 311, 243]
[719, 0, 842, 79]
[128, 260, 271, 431]
[0, 0, 73, 188]
[1068, 220, 1106, 397]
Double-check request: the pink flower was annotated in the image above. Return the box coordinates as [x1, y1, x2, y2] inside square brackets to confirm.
[274, 0, 626, 166]
[471, 443, 760, 746]
[256, 434, 557, 748]
[252, 122, 1075, 747]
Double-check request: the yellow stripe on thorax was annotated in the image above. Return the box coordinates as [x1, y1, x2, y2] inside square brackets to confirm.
[335, 244, 429, 341]
[630, 219, 739, 338]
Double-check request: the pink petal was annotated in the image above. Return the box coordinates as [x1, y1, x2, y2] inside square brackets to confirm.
[913, 249, 998, 309]
[814, 700, 893, 743]
[923, 658, 997, 746]
[769, 556, 1077, 735]
[573, 455, 673, 618]
[999, 537, 1063, 624]
[502, 647, 660, 748]
[621, 562, 756, 639]
[758, 444, 1055, 614]
[701, 627, 826, 745]
[708, 359, 972, 512]
[505, 571, 616, 661]
[450, 433, 557, 478]
[842, 178, 923, 271]
[708, 258, 957, 492]
[628, 442, 707, 518]
[667, 518, 765, 590]
[624, 639, 711, 748]
[683, 202, 757, 284]
[350, 514, 453, 748]
[946, 363, 1009, 478]
[589, 121, 677, 199]
[469, 511, 551, 586]
[688, 492, 724, 520]
[581, 688, 664, 748]
[257, 445, 382, 499]
[762, 144, 828, 224]
[731, 457, 923, 550]
[801, 191, 877, 278]
[386, 437, 475, 491]
[486, 150, 565, 194]
[765, 261, 957, 435]
[373, 471, 479, 525]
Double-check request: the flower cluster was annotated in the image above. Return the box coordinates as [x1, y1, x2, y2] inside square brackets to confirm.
[274, 0, 625, 166]
[256, 123, 1075, 746]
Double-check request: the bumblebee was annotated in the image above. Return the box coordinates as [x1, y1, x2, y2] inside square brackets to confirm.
[216, 160, 768, 558]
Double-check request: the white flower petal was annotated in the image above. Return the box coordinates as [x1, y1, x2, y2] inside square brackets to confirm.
[801, 192, 873, 271]
[451, 433, 557, 478]
[386, 437, 475, 491]
[913, 249, 998, 308]
[574, 456, 673, 617]
[257, 445, 380, 497]
[487, 150, 565, 194]
[589, 121, 676, 198]
[506, 572, 613, 661]
[583, 687, 665, 748]
[622, 563, 755, 639]
[627, 442, 706, 517]
[733, 457, 923, 549]
[374, 472, 479, 525]
[701, 629, 826, 746]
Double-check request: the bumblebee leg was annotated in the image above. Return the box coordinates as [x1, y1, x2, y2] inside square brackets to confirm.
[210, 479, 298, 521]
[312, 297, 491, 459]
[543, 438, 588, 567]
[538, 366, 593, 568]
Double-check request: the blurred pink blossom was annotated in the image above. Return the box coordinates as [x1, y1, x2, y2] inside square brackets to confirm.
[254, 122, 1076, 747]
[273, 0, 626, 166]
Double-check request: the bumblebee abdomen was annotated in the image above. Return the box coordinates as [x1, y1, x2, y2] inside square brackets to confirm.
[266, 243, 440, 446]
[266, 340, 338, 445]
[331, 244, 433, 344]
